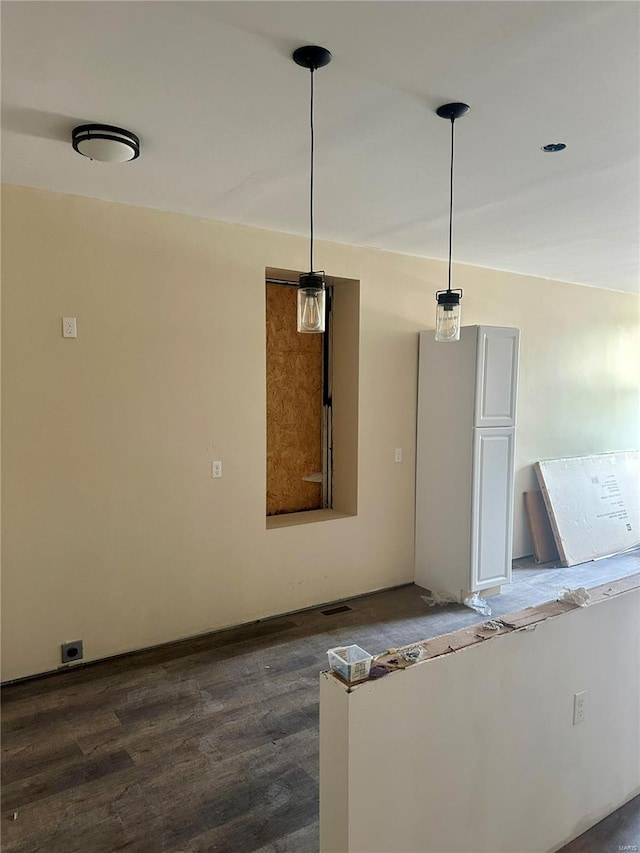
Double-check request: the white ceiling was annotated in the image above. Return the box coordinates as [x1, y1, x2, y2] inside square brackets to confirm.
[2, 1, 639, 293]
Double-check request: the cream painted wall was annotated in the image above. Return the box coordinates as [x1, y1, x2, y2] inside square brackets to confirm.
[319, 588, 640, 853]
[2, 185, 639, 680]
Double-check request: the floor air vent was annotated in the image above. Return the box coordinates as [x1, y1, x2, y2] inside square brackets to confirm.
[321, 605, 353, 616]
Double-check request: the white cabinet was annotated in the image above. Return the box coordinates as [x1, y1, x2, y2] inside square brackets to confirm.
[415, 326, 520, 600]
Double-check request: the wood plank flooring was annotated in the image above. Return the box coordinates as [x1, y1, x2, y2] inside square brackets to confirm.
[2, 551, 639, 852]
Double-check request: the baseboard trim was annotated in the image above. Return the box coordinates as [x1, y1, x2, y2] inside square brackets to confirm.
[1, 580, 414, 687]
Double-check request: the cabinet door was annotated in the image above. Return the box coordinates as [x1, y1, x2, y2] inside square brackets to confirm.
[470, 428, 515, 590]
[474, 327, 519, 427]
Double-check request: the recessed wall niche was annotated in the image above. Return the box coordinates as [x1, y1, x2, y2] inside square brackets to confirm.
[265, 267, 359, 529]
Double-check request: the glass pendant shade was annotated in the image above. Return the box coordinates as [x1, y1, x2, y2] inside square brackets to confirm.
[297, 273, 326, 333]
[435, 291, 461, 342]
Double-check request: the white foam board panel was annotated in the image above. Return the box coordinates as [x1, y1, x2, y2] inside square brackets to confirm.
[535, 451, 640, 567]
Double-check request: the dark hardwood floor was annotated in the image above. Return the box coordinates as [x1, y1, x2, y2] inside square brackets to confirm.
[2, 552, 639, 852]
[558, 794, 640, 853]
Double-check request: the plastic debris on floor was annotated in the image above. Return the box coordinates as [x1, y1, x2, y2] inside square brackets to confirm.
[420, 590, 458, 607]
[463, 592, 492, 615]
[557, 586, 591, 606]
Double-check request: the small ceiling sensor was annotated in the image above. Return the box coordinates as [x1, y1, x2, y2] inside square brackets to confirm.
[72, 124, 140, 162]
[541, 143, 567, 152]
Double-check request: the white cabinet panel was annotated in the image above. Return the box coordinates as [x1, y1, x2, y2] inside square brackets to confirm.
[474, 327, 519, 427]
[470, 428, 515, 589]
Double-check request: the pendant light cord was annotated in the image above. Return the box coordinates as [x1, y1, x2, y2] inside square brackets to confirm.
[309, 67, 315, 274]
[447, 116, 455, 293]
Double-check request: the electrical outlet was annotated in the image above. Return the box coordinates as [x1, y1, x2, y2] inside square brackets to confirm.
[211, 461, 223, 479]
[395, 448, 403, 463]
[573, 690, 587, 725]
[62, 317, 77, 338]
[61, 640, 84, 664]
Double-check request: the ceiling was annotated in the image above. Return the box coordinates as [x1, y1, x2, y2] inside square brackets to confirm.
[2, 1, 639, 293]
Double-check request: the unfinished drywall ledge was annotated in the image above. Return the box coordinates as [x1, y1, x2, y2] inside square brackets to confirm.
[320, 576, 640, 853]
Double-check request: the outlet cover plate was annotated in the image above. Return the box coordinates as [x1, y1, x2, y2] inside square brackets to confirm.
[61, 640, 84, 663]
[573, 690, 587, 725]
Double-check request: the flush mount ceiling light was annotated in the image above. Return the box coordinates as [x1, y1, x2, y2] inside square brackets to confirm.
[542, 142, 567, 152]
[434, 102, 470, 343]
[72, 124, 140, 163]
[292, 45, 332, 333]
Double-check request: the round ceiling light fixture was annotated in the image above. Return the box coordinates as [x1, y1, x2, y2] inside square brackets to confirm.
[72, 124, 140, 162]
[541, 142, 567, 152]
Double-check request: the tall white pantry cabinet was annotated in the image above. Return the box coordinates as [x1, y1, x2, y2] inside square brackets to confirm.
[415, 326, 520, 601]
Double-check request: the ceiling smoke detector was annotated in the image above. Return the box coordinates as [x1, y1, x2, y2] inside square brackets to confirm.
[72, 124, 140, 162]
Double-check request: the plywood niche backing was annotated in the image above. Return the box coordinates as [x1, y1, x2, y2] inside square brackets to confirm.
[266, 284, 323, 515]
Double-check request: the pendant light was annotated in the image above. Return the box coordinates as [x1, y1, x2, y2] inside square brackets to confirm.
[435, 102, 470, 342]
[293, 45, 331, 333]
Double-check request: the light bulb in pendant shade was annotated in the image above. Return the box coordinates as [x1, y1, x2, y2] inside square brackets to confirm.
[435, 289, 462, 342]
[297, 273, 326, 333]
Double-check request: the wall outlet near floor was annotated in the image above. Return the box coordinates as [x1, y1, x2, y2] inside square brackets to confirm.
[61, 640, 84, 664]
[573, 690, 587, 725]
[394, 448, 403, 463]
[211, 461, 223, 478]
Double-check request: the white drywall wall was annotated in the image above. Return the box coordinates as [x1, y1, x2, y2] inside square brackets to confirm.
[320, 588, 640, 853]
